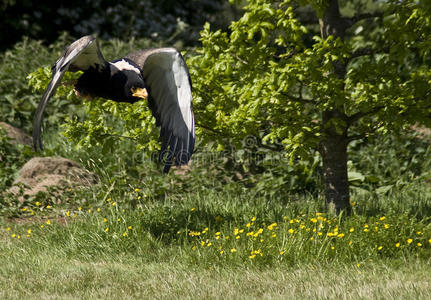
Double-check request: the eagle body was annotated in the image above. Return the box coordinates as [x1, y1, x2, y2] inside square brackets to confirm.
[33, 36, 195, 173]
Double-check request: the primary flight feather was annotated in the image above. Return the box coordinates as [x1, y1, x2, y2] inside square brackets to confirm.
[33, 35, 195, 173]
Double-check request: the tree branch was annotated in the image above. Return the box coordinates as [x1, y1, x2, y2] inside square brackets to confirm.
[280, 92, 316, 104]
[347, 105, 385, 125]
[350, 46, 390, 60]
[349, 11, 384, 24]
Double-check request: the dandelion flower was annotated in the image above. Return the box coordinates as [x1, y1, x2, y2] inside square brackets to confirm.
[272, 233, 277, 238]
[122, 232, 127, 237]
[46, 220, 51, 225]
[66, 211, 71, 217]
[6, 227, 11, 231]
[349, 228, 354, 232]
[280, 250, 285, 255]
[384, 224, 389, 229]
[310, 218, 317, 223]
[356, 263, 360, 267]
[251, 216, 256, 222]
[190, 207, 196, 212]
[35, 201, 41, 206]
[395, 242, 400, 247]
[428, 239, 431, 244]
[105, 227, 109, 232]
[288, 229, 294, 234]
[128, 226, 132, 230]
[40, 225, 44, 229]
[377, 246, 383, 251]
[134, 188, 140, 192]
[407, 238, 413, 244]
[379, 216, 386, 221]
[27, 229, 32, 234]
[230, 248, 237, 253]
[337, 233, 345, 238]
[207, 242, 212, 247]
[103, 218, 108, 222]
[112, 202, 116, 206]
[349, 240, 353, 245]
[417, 242, 422, 247]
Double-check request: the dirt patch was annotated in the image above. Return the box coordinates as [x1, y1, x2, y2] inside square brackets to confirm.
[0, 122, 32, 146]
[8, 156, 98, 200]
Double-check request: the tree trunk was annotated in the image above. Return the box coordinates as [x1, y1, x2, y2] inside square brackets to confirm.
[319, 0, 351, 214]
[320, 112, 351, 215]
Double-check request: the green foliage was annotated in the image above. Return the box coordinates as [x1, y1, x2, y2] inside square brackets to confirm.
[189, 0, 431, 158]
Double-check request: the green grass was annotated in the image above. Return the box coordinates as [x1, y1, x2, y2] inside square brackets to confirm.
[2, 187, 431, 299]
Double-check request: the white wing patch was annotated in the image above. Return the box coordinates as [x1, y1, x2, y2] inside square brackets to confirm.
[110, 59, 141, 74]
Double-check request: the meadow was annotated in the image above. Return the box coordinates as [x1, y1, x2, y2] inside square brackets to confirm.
[1, 37, 431, 299]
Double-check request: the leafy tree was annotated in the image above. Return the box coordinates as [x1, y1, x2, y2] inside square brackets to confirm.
[188, 0, 431, 214]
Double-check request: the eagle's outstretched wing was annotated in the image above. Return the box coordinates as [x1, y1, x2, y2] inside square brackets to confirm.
[126, 48, 195, 173]
[33, 35, 106, 151]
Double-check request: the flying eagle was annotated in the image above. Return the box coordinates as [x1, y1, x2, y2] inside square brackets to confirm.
[33, 35, 195, 173]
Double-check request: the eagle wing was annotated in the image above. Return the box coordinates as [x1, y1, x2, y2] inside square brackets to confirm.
[33, 35, 106, 151]
[126, 48, 195, 173]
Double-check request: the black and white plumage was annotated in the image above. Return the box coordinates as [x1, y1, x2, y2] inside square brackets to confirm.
[33, 35, 195, 173]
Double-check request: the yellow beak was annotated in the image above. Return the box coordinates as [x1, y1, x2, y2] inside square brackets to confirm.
[131, 87, 148, 99]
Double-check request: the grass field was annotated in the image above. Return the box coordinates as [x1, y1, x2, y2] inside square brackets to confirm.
[2, 186, 431, 299]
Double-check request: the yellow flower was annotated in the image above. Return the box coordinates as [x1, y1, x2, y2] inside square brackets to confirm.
[272, 233, 277, 238]
[349, 240, 353, 245]
[407, 238, 413, 244]
[220, 250, 224, 254]
[395, 242, 400, 248]
[215, 232, 221, 236]
[280, 250, 285, 255]
[377, 246, 383, 250]
[46, 205, 52, 209]
[356, 263, 360, 267]
[364, 224, 369, 228]
[249, 255, 256, 259]
[117, 218, 121, 222]
[417, 242, 422, 247]
[288, 229, 294, 234]
[66, 211, 70, 217]
[428, 239, 431, 244]
[317, 232, 323, 236]
[337, 233, 345, 238]
[384, 224, 389, 229]
[105, 227, 109, 232]
[12, 234, 16, 238]
[251, 216, 256, 222]
[78, 206, 82, 211]
[97, 208, 101, 212]
[331, 246, 335, 250]
[6, 227, 10, 231]
[417, 231, 422, 235]
[207, 242, 212, 247]
[128, 226, 132, 230]
[134, 188, 140, 192]
[192, 246, 196, 250]
[112, 202, 116, 206]
[310, 218, 317, 223]
[35, 201, 41, 206]
[246, 223, 251, 228]
[379, 216, 386, 221]
[230, 248, 237, 253]
[122, 232, 127, 237]
[236, 236, 240, 240]
[103, 218, 108, 222]
[190, 207, 195, 212]
[364, 229, 369, 232]
[46, 220, 51, 225]
[349, 227, 354, 232]
[40, 225, 44, 229]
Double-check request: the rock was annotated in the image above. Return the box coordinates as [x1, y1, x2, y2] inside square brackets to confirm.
[0, 122, 32, 146]
[8, 157, 98, 199]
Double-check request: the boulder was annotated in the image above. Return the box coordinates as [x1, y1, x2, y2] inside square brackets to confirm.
[8, 157, 98, 199]
[0, 122, 32, 146]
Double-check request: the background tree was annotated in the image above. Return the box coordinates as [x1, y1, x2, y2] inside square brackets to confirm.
[188, 0, 431, 213]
